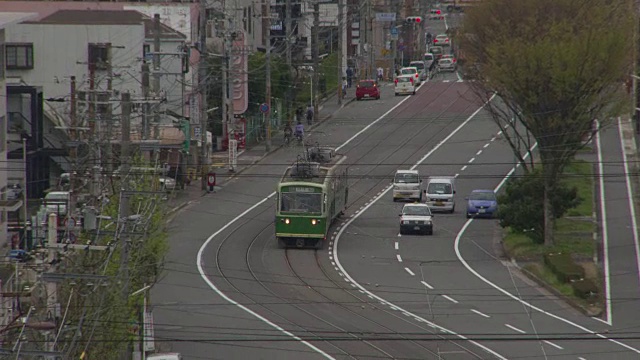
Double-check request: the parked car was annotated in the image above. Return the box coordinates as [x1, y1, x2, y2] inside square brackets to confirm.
[399, 66, 422, 86]
[394, 75, 416, 96]
[159, 176, 177, 191]
[399, 203, 434, 235]
[355, 79, 381, 100]
[409, 61, 428, 81]
[438, 58, 457, 72]
[466, 190, 498, 218]
[434, 34, 450, 47]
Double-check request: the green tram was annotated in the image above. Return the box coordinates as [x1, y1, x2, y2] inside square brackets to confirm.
[275, 147, 348, 249]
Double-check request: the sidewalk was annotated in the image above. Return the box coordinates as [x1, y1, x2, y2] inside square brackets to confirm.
[166, 92, 357, 215]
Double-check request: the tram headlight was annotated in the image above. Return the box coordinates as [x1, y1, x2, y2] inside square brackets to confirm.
[311, 219, 317, 225]
[284, 218, 290, 224]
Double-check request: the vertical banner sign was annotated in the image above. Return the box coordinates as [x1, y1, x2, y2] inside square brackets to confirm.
[143, 301, 155, 352]
[190, 94, 200, 127]
[229, 139, 238, 171]
[232, 32, 249, 115]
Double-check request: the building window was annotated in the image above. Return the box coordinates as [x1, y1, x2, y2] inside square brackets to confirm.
[5, 43, 34, 70]
[88, 43, 110, 70]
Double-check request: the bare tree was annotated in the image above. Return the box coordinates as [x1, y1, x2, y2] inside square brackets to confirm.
[458, 0, 634, 246]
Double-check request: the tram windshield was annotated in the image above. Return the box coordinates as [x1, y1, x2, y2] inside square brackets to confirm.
[280, 192, 322, 213]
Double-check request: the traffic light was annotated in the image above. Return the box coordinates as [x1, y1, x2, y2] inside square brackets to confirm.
[406, 16, 422, 23]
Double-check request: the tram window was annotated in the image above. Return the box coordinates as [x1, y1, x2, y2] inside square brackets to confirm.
[281, 192, 322, 213]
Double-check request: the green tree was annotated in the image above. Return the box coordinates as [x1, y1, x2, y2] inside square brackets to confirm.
[247, 52, 292, 114]
[459, 0, 633, 246]
[498, 170, 580, 244]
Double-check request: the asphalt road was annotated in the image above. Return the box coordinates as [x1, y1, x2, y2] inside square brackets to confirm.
[595, 119, 640, 346]
[152, 12, 640, 360]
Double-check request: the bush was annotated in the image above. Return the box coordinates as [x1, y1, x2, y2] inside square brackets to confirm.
[572, 278, 599, 299]
[544, 252, 584, 283]
[498, 169, 580, 243]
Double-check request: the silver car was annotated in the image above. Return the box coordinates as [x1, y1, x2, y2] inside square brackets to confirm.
[437, 58, 457, 72]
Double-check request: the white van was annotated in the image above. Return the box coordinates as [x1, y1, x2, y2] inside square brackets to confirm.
[409, 60, 428, 81]
[394, 75, 416, 96]
[147, 353, 182, 360]
[393, 170, 422, 202]
[424, 176, 456, 213]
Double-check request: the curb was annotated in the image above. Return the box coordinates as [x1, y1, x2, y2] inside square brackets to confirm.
[517, 262, 603, 318]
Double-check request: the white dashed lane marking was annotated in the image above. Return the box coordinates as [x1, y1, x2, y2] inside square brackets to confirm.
[543, 340, 564, 350]
[442, 295, 459, 304]
[483, 143, 490, 148]
[421, 281, 434, 290]
[476, 150, 482, 156]
[405, 267, 415, 276]
[468, 157, 475, 163]
[394, 242, 399, 250]
[396, 254, 403, 262]
[505, 324, 526, 334]
[471, 309, 490, 318]
[461, 165, 468, 171]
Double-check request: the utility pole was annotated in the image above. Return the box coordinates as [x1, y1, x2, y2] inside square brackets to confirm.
[118, 93, 132, 360]
[337, 0, 344, 105]
[265, 0, 272, 152]
[106, 46, 114, 173]
[285, 0, 292, 67]
[153, 14, 162, 141]
[142, 62, 151, 140]
[199, 1, 210, 189]
[312, 0, 320, 121]
[368, 0, 374, 78]
[225, 20, 236, 172]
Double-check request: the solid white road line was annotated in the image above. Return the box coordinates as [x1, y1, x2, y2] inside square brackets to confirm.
[617, 118, 640, 292]
[396, 254, 403, 262]
[421, 280, 434, 290]
[455, 141, 640, 354]
[442, 295, 459, 304]
[405, 267, 415, 276]
[543, 340, 564, 350]
[471, 309, 490, 318]
[595, 120, 613, 326]
[334, 95, 508, 360]
[504, 324, 526, 334]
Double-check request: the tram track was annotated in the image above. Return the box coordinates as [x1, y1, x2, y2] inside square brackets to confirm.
[205, 82, 486, 358]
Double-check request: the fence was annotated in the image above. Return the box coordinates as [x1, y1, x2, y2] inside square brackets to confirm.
[243, 113, 283, 147]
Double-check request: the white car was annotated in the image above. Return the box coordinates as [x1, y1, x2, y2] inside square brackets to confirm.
[399, 67, 422, 86]
[399, 203, 434, 235]
[159, 176, 177, 191]
[394, 75, 416, 96]
[434, 34, 450, 47]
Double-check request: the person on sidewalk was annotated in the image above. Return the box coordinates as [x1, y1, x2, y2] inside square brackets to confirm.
[294, 120, 304, 143]
[284, 122, 293, 145]
[377, 67, 384, 83]
[306, 104, 314, 125]
[342, 77, 348, 99]
[346, 66, 354, 88]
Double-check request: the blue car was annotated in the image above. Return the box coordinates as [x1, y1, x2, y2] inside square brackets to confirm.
[466, 190, 498, 218]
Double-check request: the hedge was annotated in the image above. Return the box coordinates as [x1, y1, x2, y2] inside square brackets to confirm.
[543, 252, 585, 283]
[572, 278, 599, 299]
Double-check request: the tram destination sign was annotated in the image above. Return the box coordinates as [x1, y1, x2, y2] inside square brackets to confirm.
[283, 186, 322, 193]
